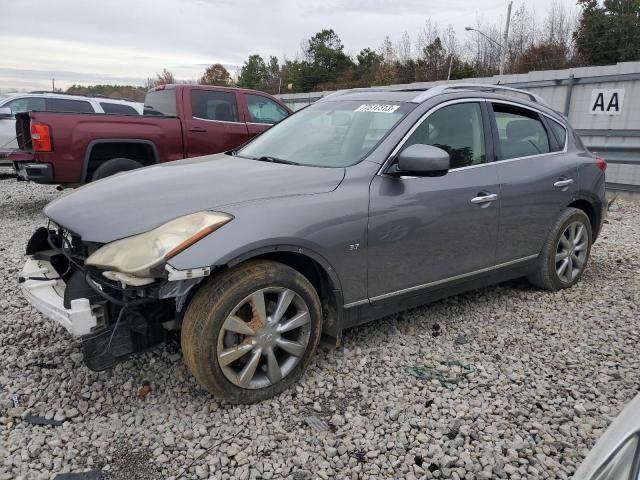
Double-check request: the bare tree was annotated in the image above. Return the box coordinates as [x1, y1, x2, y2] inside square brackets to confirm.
[396, 31, 413, 65]
[155, 68, 176, 86]
[542, 0, 579, 55]
[507, 4, 537, 66]
[375, 36, 397, 85]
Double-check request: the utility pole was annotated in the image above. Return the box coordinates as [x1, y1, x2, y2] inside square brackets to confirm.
[447, 54, 454, 81]
[499, 1, 513, 76]
[52, 78, 55, 92]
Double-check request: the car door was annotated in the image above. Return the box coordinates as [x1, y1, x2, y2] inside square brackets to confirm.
[0, 97, 46, 149]
[242, 93, 290, 139]
[489, 101, 578, 264]
[367, 100, 500, 301]
[183, 89, 249, 158]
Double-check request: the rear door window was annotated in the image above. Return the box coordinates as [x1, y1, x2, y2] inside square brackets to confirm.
[100, 102, 139, 115]
[492, 104, 551, 159]
[5, 97, 46, 116]
[144, 89, 177, 116]
[246, 94, 288, 124]
[46, 98, 95, 113]
[191, 90, 239, 122]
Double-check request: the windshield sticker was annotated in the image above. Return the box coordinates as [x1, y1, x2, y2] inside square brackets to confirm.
[355, 104, 400, 113]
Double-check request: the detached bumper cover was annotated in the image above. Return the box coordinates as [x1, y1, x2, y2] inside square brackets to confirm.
[21, 257, 98, 336]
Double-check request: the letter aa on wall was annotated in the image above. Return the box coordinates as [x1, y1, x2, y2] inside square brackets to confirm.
[590, 89, 625, 115]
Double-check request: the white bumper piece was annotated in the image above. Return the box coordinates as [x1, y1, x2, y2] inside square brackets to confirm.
[21, 257, 98, 336]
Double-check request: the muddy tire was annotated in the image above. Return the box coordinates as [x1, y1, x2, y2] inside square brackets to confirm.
[527, 208, 592, 291]
[91, 157, 143, 181]
[181, 260, 322, 404]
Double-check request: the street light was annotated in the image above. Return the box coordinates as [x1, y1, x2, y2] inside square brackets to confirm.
[465, 27, 503, 49]
[465, 1, 512, 76]
[465, 26, 505, 74]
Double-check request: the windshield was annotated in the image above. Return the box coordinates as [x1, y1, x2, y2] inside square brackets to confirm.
[144, 89, 177, 116]
[238, 100, 414, 167]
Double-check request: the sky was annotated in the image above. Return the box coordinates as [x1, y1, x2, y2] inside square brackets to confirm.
[0, 0, 578, 92]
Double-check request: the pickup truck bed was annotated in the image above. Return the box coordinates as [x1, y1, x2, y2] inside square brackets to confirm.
[13, 84, 291, 185]
[16, 112, 182, 183]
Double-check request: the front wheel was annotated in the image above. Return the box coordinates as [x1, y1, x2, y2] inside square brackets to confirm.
[181, 260, 322, 404]
[527, 208, 592, 291]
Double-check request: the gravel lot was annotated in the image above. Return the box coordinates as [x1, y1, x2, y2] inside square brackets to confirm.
[0, 172, 639, 480]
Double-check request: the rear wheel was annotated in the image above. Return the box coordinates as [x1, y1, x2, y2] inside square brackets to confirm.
[181, 260, 322, 404]
[527, 208, 592, 291]
[91, 157, 143, 181]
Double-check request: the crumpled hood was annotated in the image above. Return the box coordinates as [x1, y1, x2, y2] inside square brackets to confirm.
[44, 154, 345, 243]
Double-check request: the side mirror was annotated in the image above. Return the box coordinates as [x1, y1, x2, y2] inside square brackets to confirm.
[0, 107, 13, 119]
[394, 144, 450, 176]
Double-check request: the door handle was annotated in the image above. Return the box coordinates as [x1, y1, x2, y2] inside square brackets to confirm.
[554, 178, 574, 188]
[189, 126, 206, 133]
[470, 193, 498, 204]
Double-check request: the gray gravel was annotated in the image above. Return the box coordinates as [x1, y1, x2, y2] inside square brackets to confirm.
[1, 174, 639, 480]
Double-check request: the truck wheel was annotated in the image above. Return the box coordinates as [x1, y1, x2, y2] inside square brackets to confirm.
[181, 260, 322, 404]
[91, 158, 143, 181]
[527, 208, 592, 291]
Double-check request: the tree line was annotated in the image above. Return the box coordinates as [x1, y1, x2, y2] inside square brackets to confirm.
[234, 0, 640, 94]
[66, 0, 640, 99]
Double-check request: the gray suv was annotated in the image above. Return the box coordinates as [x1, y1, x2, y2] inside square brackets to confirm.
[20, 84, 607, 403]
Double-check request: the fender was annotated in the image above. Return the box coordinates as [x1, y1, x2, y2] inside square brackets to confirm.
[221, 244, 346, 339]
[224, 243, 344, 297]
[568, 189, 606, 241]
[82, 139, 160, 182]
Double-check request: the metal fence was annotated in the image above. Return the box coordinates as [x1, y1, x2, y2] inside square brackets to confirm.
[277, 61, 640, 193]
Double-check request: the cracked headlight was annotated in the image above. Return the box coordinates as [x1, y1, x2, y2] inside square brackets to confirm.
[85, 211, 233, 277]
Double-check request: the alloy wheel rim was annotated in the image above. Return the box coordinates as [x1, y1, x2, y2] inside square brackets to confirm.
[555, 221, 588, 283]
[216, 287, 311, 390]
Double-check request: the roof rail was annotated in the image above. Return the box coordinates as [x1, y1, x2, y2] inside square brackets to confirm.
[27, 91, 139, 103]
[413, 83, 549, 106]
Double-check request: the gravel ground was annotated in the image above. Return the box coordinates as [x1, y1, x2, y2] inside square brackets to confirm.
[0, 174, 639, 480]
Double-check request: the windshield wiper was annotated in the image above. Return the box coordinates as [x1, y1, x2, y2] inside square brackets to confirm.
[254, 156, 301, 166]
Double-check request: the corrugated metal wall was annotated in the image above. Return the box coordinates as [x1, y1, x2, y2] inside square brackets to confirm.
[277, 61, 640, 192]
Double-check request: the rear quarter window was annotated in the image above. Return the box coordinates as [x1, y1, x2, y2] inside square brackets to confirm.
[547, 119, 568, 151]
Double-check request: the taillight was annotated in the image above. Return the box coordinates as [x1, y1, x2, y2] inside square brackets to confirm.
[595, 156, 607, 172]
[30, 123, 52, 152]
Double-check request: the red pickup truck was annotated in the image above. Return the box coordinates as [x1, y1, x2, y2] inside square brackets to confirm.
[13, 84, 292, 185]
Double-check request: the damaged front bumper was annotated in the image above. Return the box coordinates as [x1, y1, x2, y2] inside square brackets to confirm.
[20, 225, 212, 370]
[20, 257, 102, 336]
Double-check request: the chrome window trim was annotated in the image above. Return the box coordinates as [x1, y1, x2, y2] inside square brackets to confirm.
[246, 121, 274, 126]
[344, 254, 539, 307]
[191, 116, 243, 125]
[378, 97, 570, 176]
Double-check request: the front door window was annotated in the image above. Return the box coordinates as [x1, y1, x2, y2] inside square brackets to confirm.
[403, 102, 486, 169]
